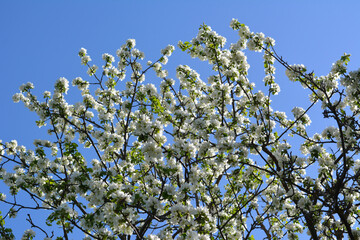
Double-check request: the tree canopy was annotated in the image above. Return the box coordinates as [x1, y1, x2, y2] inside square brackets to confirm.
[1, 19, 360, 239]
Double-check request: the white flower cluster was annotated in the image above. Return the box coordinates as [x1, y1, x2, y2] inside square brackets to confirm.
[79, 47, 91, 65]
[1, 20, 360, 240]
[285, 64, 307, 81]
[21, 229, 35, 240]
[341, 68, 360, 112]
[292, 106, 311, 126]
[161, 44, 175, 57]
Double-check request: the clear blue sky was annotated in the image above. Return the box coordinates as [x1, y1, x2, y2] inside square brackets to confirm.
[1, 0, 360, 238]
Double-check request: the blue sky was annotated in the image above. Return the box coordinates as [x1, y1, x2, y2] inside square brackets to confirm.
[1, 0, 360, 238]
[1, 0, 360, 147]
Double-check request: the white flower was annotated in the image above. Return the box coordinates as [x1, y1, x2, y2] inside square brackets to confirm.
[102, 53, 115, 63]
[229, 18, 240, 29]
[238, 25, 251, 38]
[19, 82, 34, 92]
[78, 47, 87, 57]
[285, 64, 306, 81]
[161, 45, 175, 56]
[12, 93, 22, 103]
[0, 193, 6, 201]
[148, 235, 161, 240]
[153, 62, 162, 71]
[43, 91, 51, 98]
[87, 65, 98, 76]
[264, 37, 275, 46]
[21, 229, 35, 240]
[126, 39, 136, 49]
[55, 77, 69, 94]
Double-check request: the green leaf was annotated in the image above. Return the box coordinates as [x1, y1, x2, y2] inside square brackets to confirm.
[178, 41, 193, 51]
[150, 96, 164, 114]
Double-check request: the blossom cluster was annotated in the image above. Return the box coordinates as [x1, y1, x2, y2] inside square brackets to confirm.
[1, 19, 360, 240]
